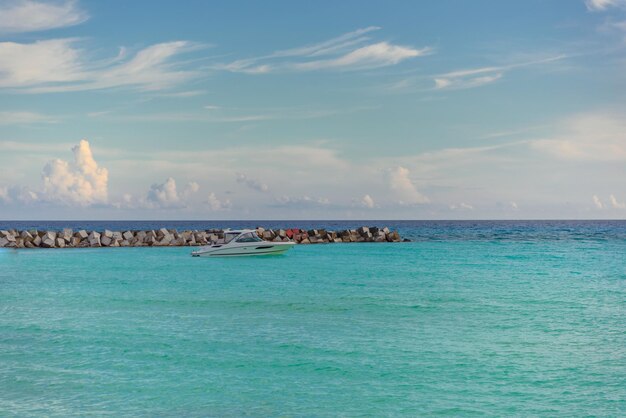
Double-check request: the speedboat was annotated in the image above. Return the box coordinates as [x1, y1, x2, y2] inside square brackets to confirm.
[191, 229, 295, 257]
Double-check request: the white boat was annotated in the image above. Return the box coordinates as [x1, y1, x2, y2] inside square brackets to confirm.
[191, 229, 295, 257]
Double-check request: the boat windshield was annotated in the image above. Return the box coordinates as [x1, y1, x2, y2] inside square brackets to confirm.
[235, 232, 263, 243]
[224, 232, 240, 243]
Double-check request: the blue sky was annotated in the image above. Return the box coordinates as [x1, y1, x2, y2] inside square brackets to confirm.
[0, 0, 625, 219]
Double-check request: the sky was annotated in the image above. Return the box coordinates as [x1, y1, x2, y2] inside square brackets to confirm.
[0, 0, 625, 220]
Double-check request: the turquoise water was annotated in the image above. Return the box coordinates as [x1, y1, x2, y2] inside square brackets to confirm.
[1, 237, 625, 416]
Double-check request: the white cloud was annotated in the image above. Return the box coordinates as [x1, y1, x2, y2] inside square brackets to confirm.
[593, 195, 604, 209]
[361, 194, 375, 208]
[0, 39, 83, 88]
[146, 177, 181, 208]
[450, 202, 474, 210]
[0, 111, 57, 124]
[0, 185, 38, 204]
[435, 73, 503, 90]
[0, 39, 199, 92]
[182, 181, 199, 198]
[387, 166, 429, 205]
[585, 0, 626, 10]
[530, 113, 626, 161]
[41, 139, 108, 206]
[0, 0, 88, 33]
[207, 192, 231, 211]
[112, 177, 200, 210]
[434, 55, 565, 90]
[219, 27, 429, 73]
[236, 173, 269, 192]
[274, 195, 330, 207]
[609, 194, 626, 208]
[293, 42, 430, 71]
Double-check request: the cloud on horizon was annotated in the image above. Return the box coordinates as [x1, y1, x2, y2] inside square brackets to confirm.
[41, 139, 109, 206]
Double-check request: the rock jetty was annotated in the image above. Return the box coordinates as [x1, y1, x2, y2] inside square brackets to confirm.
[0, 227, 403, 249]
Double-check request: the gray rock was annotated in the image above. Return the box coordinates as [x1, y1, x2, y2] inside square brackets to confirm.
[20, 230, 34, 241]
[41, 235, 56, 248]
[62, 229, 73, 241]
[88, 231, 101, 247]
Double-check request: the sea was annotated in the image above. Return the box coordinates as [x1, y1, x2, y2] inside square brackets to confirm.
[1, 220, 624, 416]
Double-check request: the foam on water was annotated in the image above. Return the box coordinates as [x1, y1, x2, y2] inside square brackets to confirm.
[1, 222, 625, 415]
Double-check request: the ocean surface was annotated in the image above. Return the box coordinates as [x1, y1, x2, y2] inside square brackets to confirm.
[1, 221, 625, 416]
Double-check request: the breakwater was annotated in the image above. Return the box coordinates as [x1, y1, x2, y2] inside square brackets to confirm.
[0, 226, 404, 248]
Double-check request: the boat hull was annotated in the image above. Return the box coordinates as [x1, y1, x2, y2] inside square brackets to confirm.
[192, 242, 295, 257]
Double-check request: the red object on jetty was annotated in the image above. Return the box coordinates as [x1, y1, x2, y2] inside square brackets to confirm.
[286, 229, 294, 239]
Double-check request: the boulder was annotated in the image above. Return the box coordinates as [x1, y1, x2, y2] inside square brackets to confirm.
[32, 235, 42, 247]
[88, 231, 101, 247]
[358, 226, 370, 236]
[101, 236, 112, 246]
[3, 233, 16, 243]
[75, 230, 88, 240]
[56, 238, 66, 248]
[62, 229, 73, 241]
[102, 229, 113, 238]
[299, 238, 311, 244]
[41, 234, 56, 248]
[122, 230, 134, 241]
[20, 230, 34, 241]
[388, 231, 401, 242]
[0, 237, 9, 247]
